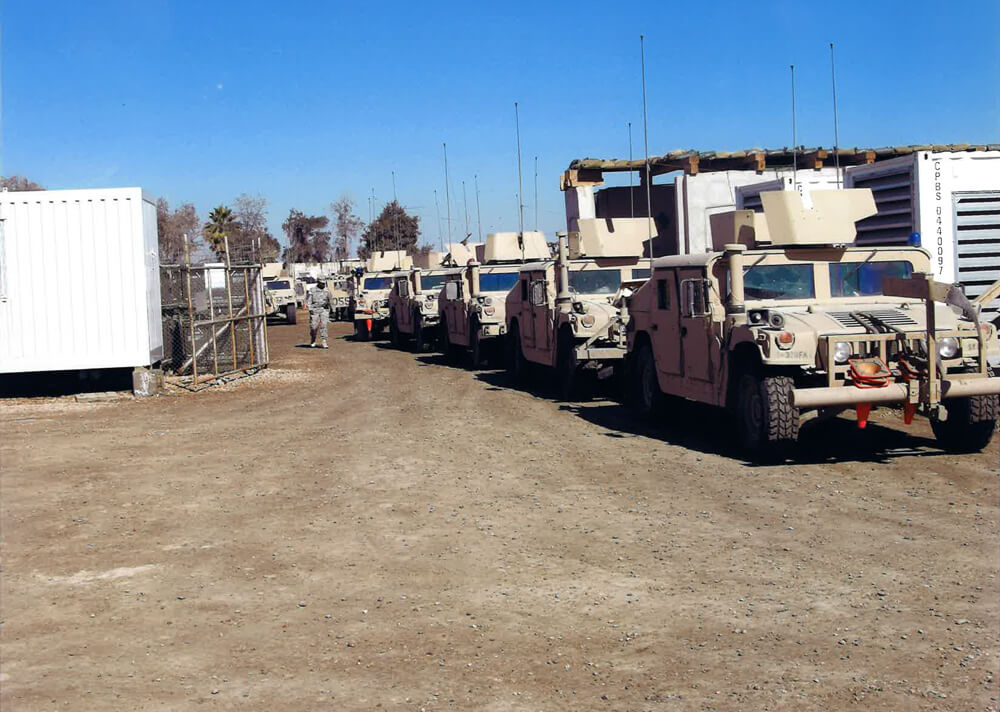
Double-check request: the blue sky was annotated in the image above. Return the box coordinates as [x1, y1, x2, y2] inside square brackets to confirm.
[2, 0, 997, 251]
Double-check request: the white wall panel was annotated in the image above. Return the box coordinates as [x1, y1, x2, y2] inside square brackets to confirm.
[0, 187, 162, 373]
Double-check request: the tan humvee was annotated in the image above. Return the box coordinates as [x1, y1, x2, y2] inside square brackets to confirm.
[626, 189, 1000, 459]
[438, 231, 549, 366]
[326, 274, 352, 321]
[350, 251, 413, 340]
[504, 219, 653, 398]
[388, 268, 450, 352]
[262, 262, 298, 325]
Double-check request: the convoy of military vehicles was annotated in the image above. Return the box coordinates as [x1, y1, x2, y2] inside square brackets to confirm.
[265, 147, 1000, 461]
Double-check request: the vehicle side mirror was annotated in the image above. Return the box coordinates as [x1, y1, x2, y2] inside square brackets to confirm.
[444, 281, 458, 300]
[680, 278, 711, 318]
[530, 280, 548, 307]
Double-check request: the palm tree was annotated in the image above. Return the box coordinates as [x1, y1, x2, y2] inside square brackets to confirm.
[203, 205, 237, 258]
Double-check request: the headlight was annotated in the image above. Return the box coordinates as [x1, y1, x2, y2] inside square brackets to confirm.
[937, 337, 959, 359]
[833, 341, 852, 363]
[581, 314, 596, 328]
[483, 296, 492, 306]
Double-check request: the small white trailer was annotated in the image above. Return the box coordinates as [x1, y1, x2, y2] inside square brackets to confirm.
[0, 187, 163, 380]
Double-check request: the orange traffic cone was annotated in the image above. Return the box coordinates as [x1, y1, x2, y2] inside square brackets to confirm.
[856, 403, 872, 429]
[366, 319, 373, 332]
[903, 402, 917, 425]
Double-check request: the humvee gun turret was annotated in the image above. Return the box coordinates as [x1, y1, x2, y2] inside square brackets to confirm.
[262, 262, 298, 325]
[351, 251, 412, 341]
[388, 267, 450, 352]
[504, 219, 652, 398]
[626, 189, 1000, 459]
[438, 231, 549, 367]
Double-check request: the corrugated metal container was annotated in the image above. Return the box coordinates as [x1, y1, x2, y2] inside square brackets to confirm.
[846, 150, 1000, 323]
[0, 187, 163, 374]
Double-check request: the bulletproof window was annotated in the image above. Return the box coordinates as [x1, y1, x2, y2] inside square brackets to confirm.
[656, 279, 670, 310]
[632, 268, 651, 280]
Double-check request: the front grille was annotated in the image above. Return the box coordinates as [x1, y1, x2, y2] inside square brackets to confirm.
[827, 312, 863, 328]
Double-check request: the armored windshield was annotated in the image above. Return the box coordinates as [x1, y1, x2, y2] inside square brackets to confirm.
[568, 269, 621, 295]
[743, 264, 815, 300]
[829, 261, 913, 297]
[420, 275, 447, 291]
[266, 280, 291, 290]
[479, 272, 519, 293]
[362, 277, 392, 290]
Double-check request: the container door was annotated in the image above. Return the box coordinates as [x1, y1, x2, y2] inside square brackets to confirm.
[651, 270, 682, 377]
[678, 268, 715, 382]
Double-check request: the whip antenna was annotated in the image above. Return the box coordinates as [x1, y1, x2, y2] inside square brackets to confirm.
[790, 63, 798, 191]
[628, 121, 634, 219]
[514, 101, 525, 261]
[640, 35, 653, 257]
[443, 142, 452, 251]
[830, 43, 841, 188]
[474, 174, 482, 241]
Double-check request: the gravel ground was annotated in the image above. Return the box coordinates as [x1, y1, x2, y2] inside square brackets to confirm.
[1, 318, 997, 711]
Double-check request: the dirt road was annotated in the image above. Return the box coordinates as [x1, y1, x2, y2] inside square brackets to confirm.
[2, 318, 998, 711]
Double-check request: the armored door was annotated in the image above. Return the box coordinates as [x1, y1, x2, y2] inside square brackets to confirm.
[650, 270, 682, 377]
[677, 268, 715, 382]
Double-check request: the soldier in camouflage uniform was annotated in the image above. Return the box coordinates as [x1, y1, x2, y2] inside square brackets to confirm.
[307, 280, 333, 348]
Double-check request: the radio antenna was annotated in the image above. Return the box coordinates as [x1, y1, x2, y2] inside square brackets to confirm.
[433, 189, 443, 253]
[790, 63, 798, 191]
[830, 43, 841, 188]
[443, 142, 452, 250]
[462, 179, 470, 240]
[533, 155, 539, 231]
[474, 174, 482, 241]
[391, 170, 400, 268]
[514, 101, 525, 261]
[640, 34, 653, 257]
[628, 121, 634, 219]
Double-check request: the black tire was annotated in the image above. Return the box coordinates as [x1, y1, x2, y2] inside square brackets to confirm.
[630, 342, 662, 418]
[413, 312, 426, 353]
[556, 330, 579, 401]
[469, 319, 482, 369]
[932, 389, 999, 453]
[506, 321, 528, 384]
[389, 313, 401, 348]
[354, 319, 371, 342]
[737, 373, 799, 460]
[284, 304, 297, 325]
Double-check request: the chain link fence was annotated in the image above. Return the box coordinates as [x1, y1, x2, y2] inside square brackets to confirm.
[160, 236, 269, 381]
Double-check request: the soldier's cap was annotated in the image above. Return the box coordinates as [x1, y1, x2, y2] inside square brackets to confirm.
[317, 280, 327, 288]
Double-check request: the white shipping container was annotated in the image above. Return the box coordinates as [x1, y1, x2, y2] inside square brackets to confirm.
[845, 150, 1000, 322]
[0, 187, 163, 374]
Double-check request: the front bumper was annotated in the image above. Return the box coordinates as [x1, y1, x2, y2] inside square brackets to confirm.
[793, 376, 1000, 408]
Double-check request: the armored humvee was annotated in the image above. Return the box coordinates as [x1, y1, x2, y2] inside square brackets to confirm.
[327, 274, 352, 321]
[388, 268, 450, 351]
[626, 189, 1000, 459]
[438, 231, 549, 366]
[262, 263, 298, 325]
[351, 251, 412, 341]
[504, 218, 652, 398]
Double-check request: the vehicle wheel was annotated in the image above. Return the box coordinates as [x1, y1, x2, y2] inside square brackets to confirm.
[469, 319, 482, 368]
[389, 313, 401, 348]
[932, 386, 999, 453]
[354, 320, 370, 342]
[506, 321, 528, 384]
[556, 330, 579, 400]
[737, 373, 799, 460]
[630, 342, 661, 417]
[284, 304, 297, 325]
[413, 312, 426, 353]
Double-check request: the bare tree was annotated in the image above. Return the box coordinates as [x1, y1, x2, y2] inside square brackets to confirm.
[232, 193, 279, 262]
[331, 194, 364, 261]
[156, 198, 199, 263]
[1, 175, 44, 191]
